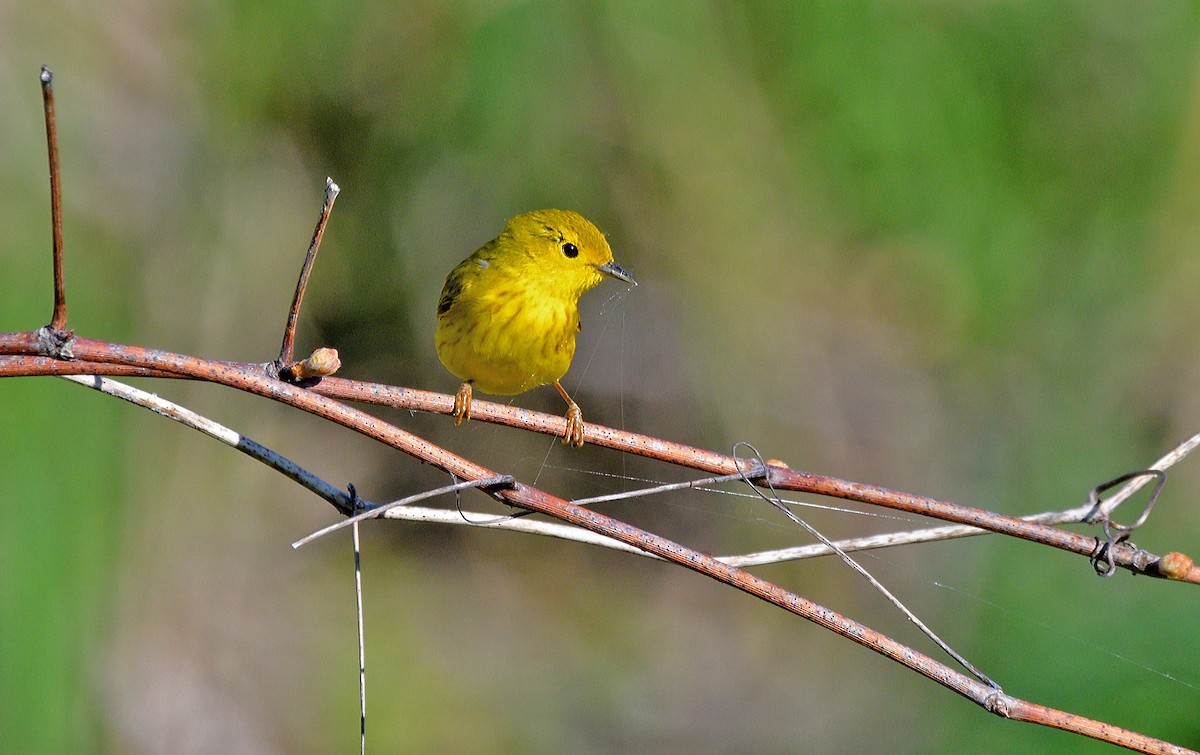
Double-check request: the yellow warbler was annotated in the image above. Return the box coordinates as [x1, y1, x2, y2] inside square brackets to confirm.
[435, 209, 635, 446]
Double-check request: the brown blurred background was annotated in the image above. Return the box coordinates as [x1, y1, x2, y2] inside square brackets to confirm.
[2, 2, 1199, 752]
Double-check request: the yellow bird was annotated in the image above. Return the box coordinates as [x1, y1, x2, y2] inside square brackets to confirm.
[435, 209, 635, 446]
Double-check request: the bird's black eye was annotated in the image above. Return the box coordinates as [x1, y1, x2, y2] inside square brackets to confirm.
[561, 242, 579, 259]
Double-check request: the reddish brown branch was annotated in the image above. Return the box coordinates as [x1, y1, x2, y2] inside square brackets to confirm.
[1, 346, 1194, 585]
[1, 334, 1193, 752]
[307, 377, 1199, 584]
[1003, 699, 1194, 754]
[0, 354, 171, 379]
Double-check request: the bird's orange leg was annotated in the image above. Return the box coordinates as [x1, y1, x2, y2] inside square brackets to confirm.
[453, 381, 473, 426]
[552, 380, 584, 447]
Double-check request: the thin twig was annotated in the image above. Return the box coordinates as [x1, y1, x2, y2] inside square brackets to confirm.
[494, 469, 759, 524]
[572, 470, 754, 507]
[375, 504, 662, 555]
[54, 370, 648, 555]
[735, 443, 998, 690]
[18, 359, 1136, 566]
[292, 475, 515, 548]
[58, 373, 358, 514]
[718, 514, 1072, 567]
[352, 518, 366, 755]
[19, 348, 1198, 574]
[279, 178, 339, 371]
[40, 65, 67, 331]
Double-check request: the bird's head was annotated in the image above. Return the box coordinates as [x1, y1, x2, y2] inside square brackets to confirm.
[503, 209, 635, 299]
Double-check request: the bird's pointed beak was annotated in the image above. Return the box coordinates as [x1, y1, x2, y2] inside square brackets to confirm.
[597, 260, 636, 285]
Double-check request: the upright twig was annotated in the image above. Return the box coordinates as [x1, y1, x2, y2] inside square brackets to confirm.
[40, 65, 67, 332]
[279, 178, 339, 374]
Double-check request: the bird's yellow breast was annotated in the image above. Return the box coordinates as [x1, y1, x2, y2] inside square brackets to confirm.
[435, 262, 580, 395]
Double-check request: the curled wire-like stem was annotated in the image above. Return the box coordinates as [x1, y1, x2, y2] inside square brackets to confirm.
[1084, 469, 1167, 577]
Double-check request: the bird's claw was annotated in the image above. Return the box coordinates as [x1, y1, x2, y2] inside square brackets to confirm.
[453, 382, 473, 426]
[562, 402, 584, 447]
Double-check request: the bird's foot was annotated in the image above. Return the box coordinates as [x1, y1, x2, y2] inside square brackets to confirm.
[562, 402, 584, 447]
[453, 382, 473, 426]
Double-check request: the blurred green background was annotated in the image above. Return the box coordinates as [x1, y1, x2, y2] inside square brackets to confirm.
[3, 1, 1200, 752]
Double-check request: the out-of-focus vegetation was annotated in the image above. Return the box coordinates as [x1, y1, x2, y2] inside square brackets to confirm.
[3, 2, 1199, 751]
